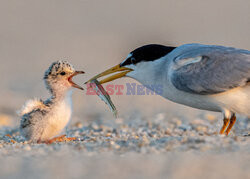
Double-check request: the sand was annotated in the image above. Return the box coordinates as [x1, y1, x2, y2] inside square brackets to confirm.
[1, 113, 250, 179]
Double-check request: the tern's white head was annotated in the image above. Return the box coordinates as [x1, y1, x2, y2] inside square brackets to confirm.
[87, 44, 176, 84]
[44, 60, 85, 95]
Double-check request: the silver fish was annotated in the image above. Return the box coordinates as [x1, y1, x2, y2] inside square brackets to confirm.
[88, 79, 118, 118]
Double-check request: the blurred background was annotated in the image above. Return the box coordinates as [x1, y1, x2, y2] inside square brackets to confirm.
[0, 0, 250, 125]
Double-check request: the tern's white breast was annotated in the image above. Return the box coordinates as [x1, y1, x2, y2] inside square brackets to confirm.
[127, 58, 250, 115]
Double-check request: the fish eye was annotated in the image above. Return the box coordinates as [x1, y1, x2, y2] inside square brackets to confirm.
[131, 57, 136, 64]
[60, 71, 66, 76]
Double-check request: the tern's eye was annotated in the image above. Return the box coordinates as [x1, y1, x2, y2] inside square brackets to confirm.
[60, 71, 66, 76]
[131, 57, 136, 64]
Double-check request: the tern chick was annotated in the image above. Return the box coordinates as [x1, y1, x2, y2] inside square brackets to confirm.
[19, 61, 84, 143]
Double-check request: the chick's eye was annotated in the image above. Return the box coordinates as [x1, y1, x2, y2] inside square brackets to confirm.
[131, 57, 136, 64]
[60, 71, 66, 76]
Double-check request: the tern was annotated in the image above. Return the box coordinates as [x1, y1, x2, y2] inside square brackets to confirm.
[19, 61, 84, 143]
[87, 43, 250, 135]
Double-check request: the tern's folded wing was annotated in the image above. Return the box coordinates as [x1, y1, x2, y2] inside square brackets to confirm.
[170, 46, 250, 95]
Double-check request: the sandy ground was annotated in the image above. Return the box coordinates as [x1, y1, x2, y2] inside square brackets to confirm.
[1, 113, 250, 179]
[0, 0, 250, 178]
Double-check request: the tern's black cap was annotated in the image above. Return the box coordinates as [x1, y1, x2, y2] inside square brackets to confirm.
[120, 44, 176, 66]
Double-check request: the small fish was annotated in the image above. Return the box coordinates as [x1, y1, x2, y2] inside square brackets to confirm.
[88, 79, 118, 117]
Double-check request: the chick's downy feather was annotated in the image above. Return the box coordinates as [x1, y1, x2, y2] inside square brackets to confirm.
[18, 98, 46, 116]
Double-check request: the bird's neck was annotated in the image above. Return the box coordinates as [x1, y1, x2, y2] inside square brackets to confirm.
[129, 58, 168, 87]
[48, 89, 73, 105]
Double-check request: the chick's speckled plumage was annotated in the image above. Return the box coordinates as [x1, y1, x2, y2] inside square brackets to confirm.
[19, 60, 82, 143]
[44, 61, 76, 94]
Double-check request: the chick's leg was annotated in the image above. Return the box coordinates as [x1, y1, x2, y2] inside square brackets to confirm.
[45, 134, 76, 144]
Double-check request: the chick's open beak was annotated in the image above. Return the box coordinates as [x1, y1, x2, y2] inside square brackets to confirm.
[86, 64, 133, 84]
[68, 71, 85, 90]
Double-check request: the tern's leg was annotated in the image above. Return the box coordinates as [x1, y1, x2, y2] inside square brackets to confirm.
[225, 114, 236, 135]
[45, 134, 76, 144]
[219, 117, 230, 134]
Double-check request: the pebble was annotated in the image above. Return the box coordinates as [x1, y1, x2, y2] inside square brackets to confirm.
[74, 122, 83, 128]
[23, 145, 31, 151]
[205, 114, 216, 121]
[91, 123, 99, 130]
[196, 126, 208, 133]
[0, 113, 249, 155]
[115, 118, 124, 124]
[155, 113, 165, 122]
[171, 118, 182, 126]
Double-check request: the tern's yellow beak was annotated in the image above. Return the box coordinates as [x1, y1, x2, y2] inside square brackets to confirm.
[86, 64, 133, 84]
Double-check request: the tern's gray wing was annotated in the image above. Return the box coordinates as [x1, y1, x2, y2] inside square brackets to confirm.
[170, 46, 250, 95]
